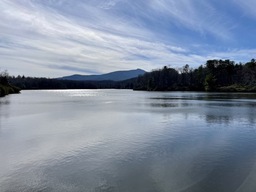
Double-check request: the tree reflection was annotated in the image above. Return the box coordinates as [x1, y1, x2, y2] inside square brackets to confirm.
[204, 101, 256, 125]
[0, 97, 10, 124]
[205, 115, 231, 125]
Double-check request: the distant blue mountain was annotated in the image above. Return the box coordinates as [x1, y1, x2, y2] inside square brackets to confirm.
[59, 69, 146, 81]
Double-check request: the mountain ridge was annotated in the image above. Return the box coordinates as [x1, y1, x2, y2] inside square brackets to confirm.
[58, 68, 146, 81]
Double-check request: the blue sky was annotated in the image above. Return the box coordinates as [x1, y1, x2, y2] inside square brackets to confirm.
[1, 0, 256, 77]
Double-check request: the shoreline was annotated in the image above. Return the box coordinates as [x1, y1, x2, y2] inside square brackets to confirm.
[0, 84, 20, 97]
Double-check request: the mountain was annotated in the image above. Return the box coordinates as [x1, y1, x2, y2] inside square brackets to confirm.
[59, 69, 146, 81]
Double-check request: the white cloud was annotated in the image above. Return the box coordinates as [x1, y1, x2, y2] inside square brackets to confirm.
[0, 0, 255, 77]
[0, 0, 194, 77]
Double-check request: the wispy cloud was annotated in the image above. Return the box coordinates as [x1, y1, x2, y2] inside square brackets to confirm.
[148, 0, 234, 40]
[0, 0, 255, 77]
[234, 0, 256, 19]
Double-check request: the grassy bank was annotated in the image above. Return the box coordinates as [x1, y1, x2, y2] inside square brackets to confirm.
[218, 84, 256, 92]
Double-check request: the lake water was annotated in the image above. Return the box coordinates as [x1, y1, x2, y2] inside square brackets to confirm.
[1, 90, 256, 192]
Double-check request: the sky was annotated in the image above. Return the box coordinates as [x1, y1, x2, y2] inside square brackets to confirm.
[0, 0, 256, 77]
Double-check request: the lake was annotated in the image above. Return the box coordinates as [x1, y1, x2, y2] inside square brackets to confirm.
[1, 90, 256, 192]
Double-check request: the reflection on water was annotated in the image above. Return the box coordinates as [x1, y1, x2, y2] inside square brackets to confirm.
[0, 99, 10, 105]
[149, 92, 256, 125]
[0, 96, 10, 128]
[0, 90, 256, 192]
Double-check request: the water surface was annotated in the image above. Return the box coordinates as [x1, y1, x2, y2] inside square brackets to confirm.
[1, 90, 256, 192]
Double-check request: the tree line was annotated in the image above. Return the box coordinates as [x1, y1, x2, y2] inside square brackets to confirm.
[8, 76, 135, 90]
[134, 59, 256, 92]
[4, 58, 256, 92]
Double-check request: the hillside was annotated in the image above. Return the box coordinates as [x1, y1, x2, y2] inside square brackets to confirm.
[59, 69, 146, 81]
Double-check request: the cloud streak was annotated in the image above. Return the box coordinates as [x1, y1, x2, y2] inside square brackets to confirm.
[0, 0, 255, 77]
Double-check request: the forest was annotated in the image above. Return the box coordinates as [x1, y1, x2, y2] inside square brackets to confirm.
[134, 59, 256, 92]
[8, 76, 135, 90]
[4, 58, 256, 93]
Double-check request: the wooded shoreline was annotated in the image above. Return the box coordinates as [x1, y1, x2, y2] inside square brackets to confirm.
[0, 72, 20, 97]
[0, 84, 20, 97]
[3, 59, 256, 94]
